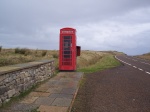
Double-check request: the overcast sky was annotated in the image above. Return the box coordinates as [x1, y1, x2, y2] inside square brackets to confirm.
[0, 0, 150, 55]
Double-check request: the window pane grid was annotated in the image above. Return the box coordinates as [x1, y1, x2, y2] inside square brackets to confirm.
[62, 36, 72, 65]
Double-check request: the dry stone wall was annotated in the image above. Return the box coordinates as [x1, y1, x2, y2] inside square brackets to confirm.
[0, 60, 55, 106]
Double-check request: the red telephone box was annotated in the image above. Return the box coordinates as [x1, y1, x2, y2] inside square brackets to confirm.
[59, 27, 80, 71]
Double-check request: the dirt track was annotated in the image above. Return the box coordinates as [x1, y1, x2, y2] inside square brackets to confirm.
[71, 64, 150, 112]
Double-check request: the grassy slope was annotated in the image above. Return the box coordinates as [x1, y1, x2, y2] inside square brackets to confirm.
[0, 49, 121, 72]
[78, 55, 121, 73]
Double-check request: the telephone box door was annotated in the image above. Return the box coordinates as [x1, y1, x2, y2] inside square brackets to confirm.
[62, 36, 72, 67]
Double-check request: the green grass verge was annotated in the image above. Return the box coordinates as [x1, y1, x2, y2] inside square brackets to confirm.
[77, 55, 121, 73]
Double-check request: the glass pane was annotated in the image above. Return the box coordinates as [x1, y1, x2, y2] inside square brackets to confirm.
[63, 45, 70, 50]
[64, 51, 71, 54]
[64, 55, 71, 58]
[64, 36, 71, 39]
[64, 39, 71, 43]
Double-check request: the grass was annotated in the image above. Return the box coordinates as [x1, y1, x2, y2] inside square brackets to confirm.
[15, 48, 31, 55]
[0, 46, 2, 52]
[41, 50, 47, 56]
[0, 49, 121, 71]
[0, 48, 58, 67]
[77, 54, 121, 73]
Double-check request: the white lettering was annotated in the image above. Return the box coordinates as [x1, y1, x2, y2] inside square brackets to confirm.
[61, 31, 74, 34]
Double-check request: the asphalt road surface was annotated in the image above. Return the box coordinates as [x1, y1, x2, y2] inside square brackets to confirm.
[72, 55, 150, 112]
[116, 55, 150, 75]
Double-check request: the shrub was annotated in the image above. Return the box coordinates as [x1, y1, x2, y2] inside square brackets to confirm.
[41, 50, 47, 57]
[24, 49, 31, 56]
[35, 49, 38, 54]
[15, 48, 30, 55]
[19, 49, 26, 54]
[15, 48, 20, 54]
[52, 53, 58, 58]
[0, 46, 2, 52]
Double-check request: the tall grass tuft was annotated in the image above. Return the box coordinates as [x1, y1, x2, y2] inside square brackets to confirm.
[15, 48, 30, 55]
[52, 53, 58, 58]
[41, 50, 47, 57]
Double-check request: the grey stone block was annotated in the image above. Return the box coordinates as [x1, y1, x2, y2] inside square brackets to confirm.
[7, 89, 16, 98]
[0, 86, 8, 95]
[11, 103, 39, 111]
[49, 93, 73, 99]
[60, 88, 76, 95]
[34, 97, 55, 106]
[1, 96, 7, 102]
[51, 98, 72, 107]
[4, 99, 10, 103]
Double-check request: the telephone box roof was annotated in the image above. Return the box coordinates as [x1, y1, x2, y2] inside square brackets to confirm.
[60, 27, 76, 31]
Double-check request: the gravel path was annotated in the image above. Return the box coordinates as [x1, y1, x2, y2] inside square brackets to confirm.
[71, 65, 150, 112]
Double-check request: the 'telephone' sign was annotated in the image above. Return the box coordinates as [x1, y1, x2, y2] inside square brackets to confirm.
[61, 30, 74, 34]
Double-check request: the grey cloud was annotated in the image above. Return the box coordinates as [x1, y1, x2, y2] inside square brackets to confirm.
[0, 0, 150, 55]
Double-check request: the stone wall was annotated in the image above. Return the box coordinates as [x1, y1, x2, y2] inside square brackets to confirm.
[0, 60, 55, 106]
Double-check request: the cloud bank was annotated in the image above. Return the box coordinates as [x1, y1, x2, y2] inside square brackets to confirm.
[0, 0, 150, 55]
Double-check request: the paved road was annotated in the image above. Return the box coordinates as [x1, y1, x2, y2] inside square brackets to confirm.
[116, 55, 150, 75]
[72, 55, 150, 112]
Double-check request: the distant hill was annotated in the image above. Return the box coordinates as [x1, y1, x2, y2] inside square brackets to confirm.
[136, 52, 150, 60]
